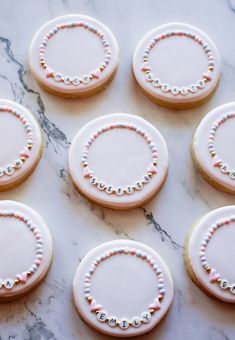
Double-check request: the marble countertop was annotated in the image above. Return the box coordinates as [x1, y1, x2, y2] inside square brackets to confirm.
[0, 0, 235, 339]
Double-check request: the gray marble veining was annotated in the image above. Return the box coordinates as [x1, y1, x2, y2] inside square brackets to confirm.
[0, 0, 235, 339]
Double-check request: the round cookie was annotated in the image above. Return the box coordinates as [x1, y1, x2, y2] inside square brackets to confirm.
[29, 14, 119, 98]
[68, 113, 168, 209]
[192, 102, 235, 194]
[73, 240, 174, 337]
[133, 22, 221, 109]
[185, 206, 235, 303]
[0, 99, 42, 191]
[0, 200, 53, 301]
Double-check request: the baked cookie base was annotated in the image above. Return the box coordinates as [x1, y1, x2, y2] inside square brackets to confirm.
[0, 254, 53, 302]
[72, 240, 174, 337]
[31, 67, 117, 99]
[191, 141, 235, 195]
[138, 78, 220, 110]
[69, 168, 168, 210]
[0, 144, 43, 192]
[184, 218, 235, 303]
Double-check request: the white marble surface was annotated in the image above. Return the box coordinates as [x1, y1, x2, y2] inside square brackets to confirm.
[0, 0, 235, 339]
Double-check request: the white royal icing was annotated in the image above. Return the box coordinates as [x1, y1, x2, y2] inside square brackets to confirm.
[73, 240, 174, 337]
[69, 113, 168, 209]
[187, 206, 235, 303]
[133, 22, 221, 106]
[193, 102, 235, 193]
[29, 14, 119, 96]
[0, 200, 53, 301]
[0, 99, 42, 190]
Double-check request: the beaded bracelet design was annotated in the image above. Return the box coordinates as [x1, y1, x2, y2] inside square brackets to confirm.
[84, 247, 165, 330]
[141, 30, 215, 95]
[0, 106, 33, 178]
[208, 112, 235, 180]
[0, 210, 43, 290]
[39, 21, 111, 86]
[81, 122, 158, 195]
[199, 215, 235, 294]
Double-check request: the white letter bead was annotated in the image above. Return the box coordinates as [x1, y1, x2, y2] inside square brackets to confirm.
[134, 181, 143, 190]
[131, 317, 142, 328]
[72, 77, 80, 86]
[108, 317, 118, 327]
[90, 177, 98, 185]
[189, 85, 197, 93]
[13, 159, 23, 169]
[0, 168, 4, 177]
[105, 185, 114, 194]
[180, 87, 188, 95]
[141, 311, 151, 323]
[4, 165, 14, 176]
[0, 280, 3, 288]
[125, 186, 134, 194]
[152, 79, 161, 87]
[142, 174, 151, 183]
[119, 319, 129, 329]
[4, 279, 14, 289]
[230, 284, 235, 294]
[64, 76, 72, 85]
[171, 87, 179, 95]
[197, 80, 205, 88]
[229, 170, 235, 179]
[97, 311, 107, 322]
[220, 279, 229, 290]
[115, 187, 124, 196]
[81, 75, 90, 84]
[220, 163, 229, 173]
[97, 182, 106, 190]
[54, 73, 62, 82]
[145, 73, 154, 82]
[161, 84, 170, 92]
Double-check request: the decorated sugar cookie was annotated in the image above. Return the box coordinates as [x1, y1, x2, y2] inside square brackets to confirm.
[73, 240, 174, 337]
[185, 206, 235, 303]
[29, 14, 119, 97]
[0, 200, 53, 301]
[192, 102, 235, 194]
[0, 99, 42, 191]
[68, 113, 168, 209]
[133, 22, 221, 109]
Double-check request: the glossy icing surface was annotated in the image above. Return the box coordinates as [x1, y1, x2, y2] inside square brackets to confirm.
[133, 22, 221, 105]
[193, 102, 235, 192]
[187, 206, 235, 303]
[73, 240, 174, 337]
[29, 14, 119, 95]
[0, 200, 53, 300]
[0, 99, 42, 190]
[68, 113, 168, 209]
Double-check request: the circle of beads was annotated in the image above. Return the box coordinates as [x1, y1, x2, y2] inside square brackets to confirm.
[84, 247, 165, 330]
[39, 21, 112, 86]
[141, 30, 215, 95]
[0, 210, 43, 290]
[208, 112, 235, 180]
[0, 106, 34, 178]
[199, 215, 235, 294]
[81, 122, 158, 196]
